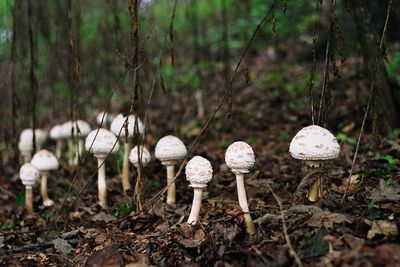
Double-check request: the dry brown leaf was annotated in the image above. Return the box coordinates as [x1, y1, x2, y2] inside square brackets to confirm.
[367, 220, 398, 240]
[307, 211, 351, 229]
[369, 179, 400, 203]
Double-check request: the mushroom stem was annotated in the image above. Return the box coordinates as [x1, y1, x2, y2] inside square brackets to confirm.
[97, 157, 107, 208]
[67, 139, 74, 167]
[235, 173, 256, 235]
[74, 139, 84, 166]
[22, 153, 31, 164]
[40, 172, 54, 206]
[55, 140, 62, 159]
[121, 141, 132, 193]
[166, 164, 176, 204]
[307, 178, 323, 202]
[187, 187, 203, 225]
[25, 186, 34, 216]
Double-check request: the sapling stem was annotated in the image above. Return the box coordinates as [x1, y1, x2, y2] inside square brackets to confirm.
[236, 173, 256, 235]
[97, 157, 107, 208]
[40, 172, 54, 206]
[25, 186, 34, 216]
[122, 141, 132, 192]
[166, 164, 176, 204]
[187, 188, 203, 224]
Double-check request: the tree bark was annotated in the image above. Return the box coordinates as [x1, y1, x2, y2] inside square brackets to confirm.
[349, 0, 398, 132]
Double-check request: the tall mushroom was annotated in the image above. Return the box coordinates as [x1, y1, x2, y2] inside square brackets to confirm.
[155, 135, 187, 204]
[185, 156, 213, 225]
[31, 149, 59, 207]
[18, 128, 47, 163]
[110, 114, 144, 193]
[50, 124, 63, 159]
[61, 120, 92, 167]
[85, 128, 119, 208]
[19, 163, 39, 216]
[225, 141, 256, 235]
[289, 125, 340, 202]
[96, 111, 114, 128]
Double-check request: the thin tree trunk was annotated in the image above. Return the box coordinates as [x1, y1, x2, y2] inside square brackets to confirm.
[349, 0, 398, 132]
[28, 0, 37, 153]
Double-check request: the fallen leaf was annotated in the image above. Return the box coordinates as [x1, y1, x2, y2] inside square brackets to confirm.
[367, 220, 398, 240]
[307, 211, 351, 229]
[86, 246, 124, 267]
[92, 212, 117, 223]
[369, 179, 400, 203]
[52, 238, 74, 255]
[178, 239, 202, 248]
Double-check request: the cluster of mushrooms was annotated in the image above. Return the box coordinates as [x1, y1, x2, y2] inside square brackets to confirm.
[18, 112, 340, 234]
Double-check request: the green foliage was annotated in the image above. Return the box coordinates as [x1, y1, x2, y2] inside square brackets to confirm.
[386, 52, 400, 86]
[336, 133, 356, 145]
[114, 203, 131, 218]
[16, 190, 25, 207]
[373, 154, 398, 166]
[220, 139, 232, 149]
[1, 223, 13, 230]
[389, 128, 400, 140]
[245, 135, 258, 145]
[363, 200, 376, 220]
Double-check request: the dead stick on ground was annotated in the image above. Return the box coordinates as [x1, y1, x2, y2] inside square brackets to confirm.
[268, 185, 304, 267]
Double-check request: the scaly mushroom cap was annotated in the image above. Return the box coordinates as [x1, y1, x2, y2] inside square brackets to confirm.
[185, 156, 213, 188]
[289, 125, 340, 161]
[49, 124, 62, 140]
[19, 163, 40, 187]
[85, 129, 119, 157]
[96, 112, 114, 125]
[225, 141, 255, 174]
[155, 135, 187, 163]
[61, 120, 92, 138]
[129, 145, 151, 166]
[110, 114, 144, 138]
[31, 149, 59, 171]
[19, 128, 47, 148]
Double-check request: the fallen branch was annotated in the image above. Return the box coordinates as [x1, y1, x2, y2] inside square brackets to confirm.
[268, 185, 304, 267]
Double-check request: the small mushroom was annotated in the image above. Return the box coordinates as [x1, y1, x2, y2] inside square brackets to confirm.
[155, 135, 187, 204]
[85, 128, 119, 208]
[18, 128, 47, 163]
[289, 125, 340, 202]
[31, 149, 59, 207]
[185, 156, 213, 225]
[129, 145, 151, 168]
[110, 114, 144, 193]
[96, 111, 114, 128]
[50, 124, 63, 159]
[61, 120, 92, 167]
[225, 141, 256, 235]
[19, 163, 39, 216]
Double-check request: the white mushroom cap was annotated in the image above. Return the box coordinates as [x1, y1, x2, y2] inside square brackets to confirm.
[60, 120, 92, 138]
[85, 129, 119, 157]
[96, 112, 114, 125]
[110, 114, 144, 138]
[129, 145, 151, 166]
[289, 125, 340, 161]
[31, 149, 59, 171]
[155, 135, 187, 163]
[19, 128, 47, 147]
[185, 156, 213, 188]
[225, 141, 255, 174]
[19, 163, 40, 187]
[18, 139, 33, 155]
[50, 124, 62, 140]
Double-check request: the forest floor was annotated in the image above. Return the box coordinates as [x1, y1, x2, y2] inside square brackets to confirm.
[0, 48, 400, 266]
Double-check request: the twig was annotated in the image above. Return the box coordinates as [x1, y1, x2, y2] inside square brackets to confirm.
[268, 185, 304, 267]
[341, 0, 393, 204]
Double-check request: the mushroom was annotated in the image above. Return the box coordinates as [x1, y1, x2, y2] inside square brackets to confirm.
[225, 141, 256, 235]
[155, 135, 187, 204]
[50, 124, 63, 159]
[31, 149, 59, 207]
[96, 111, 114, 128]
[18, 128, 47, 163]
[61, 120, 92, 167]
[110, 114, 144, 193]
[289, 125, 340, 202]
[85, 128, 119, 208]
[19, 163, 39, 216]
[185, 156, 213, 225]
[129, 145, 151, 209]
